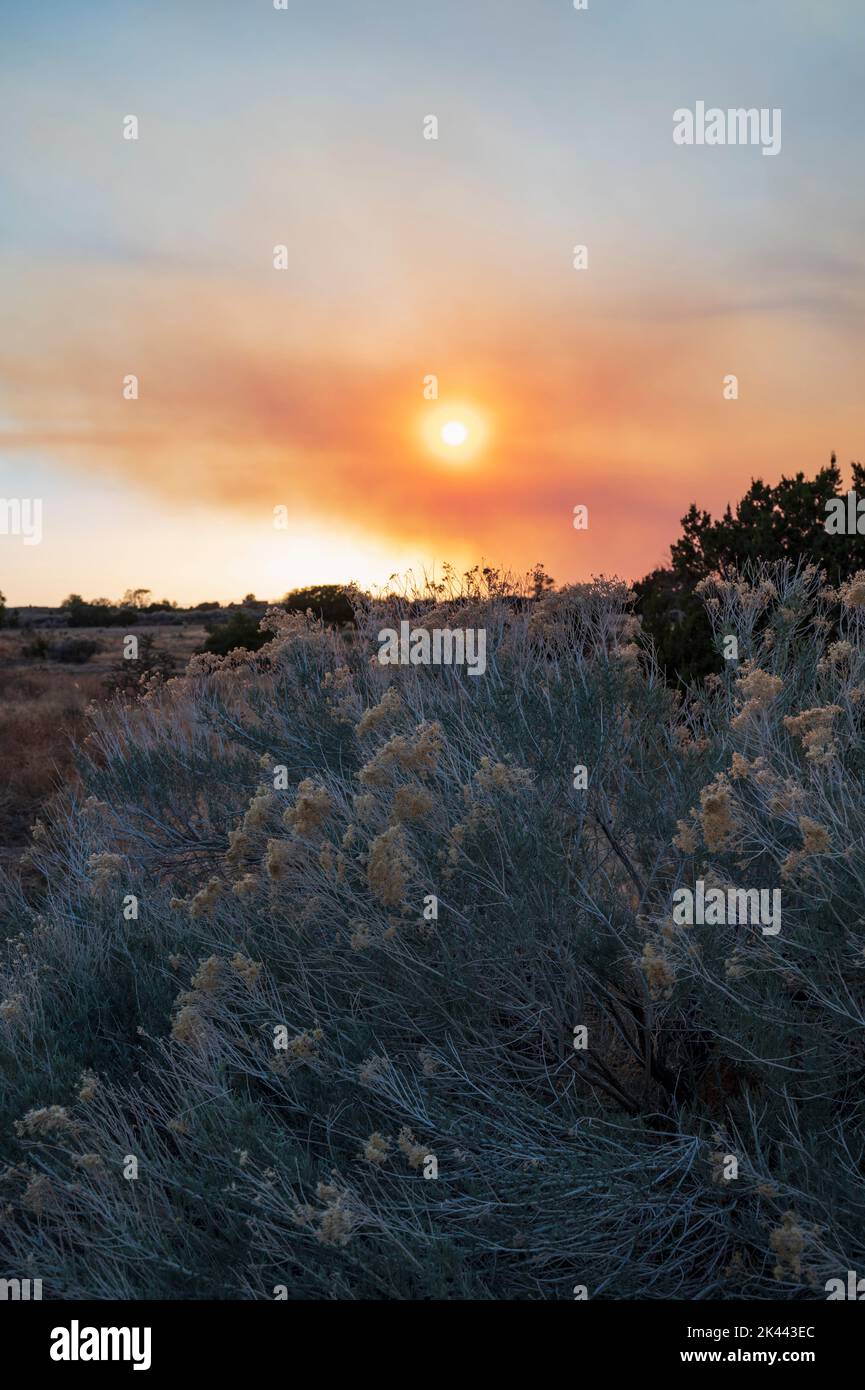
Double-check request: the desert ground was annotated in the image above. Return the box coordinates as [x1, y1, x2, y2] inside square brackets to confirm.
[0, 620, 207, 864]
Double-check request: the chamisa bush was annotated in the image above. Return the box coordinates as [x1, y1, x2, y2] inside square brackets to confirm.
[1, 562, 864, 1299]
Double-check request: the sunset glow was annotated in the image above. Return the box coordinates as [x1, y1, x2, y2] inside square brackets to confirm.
[442, 421, 468, 447]
[0, 2, 862, 606]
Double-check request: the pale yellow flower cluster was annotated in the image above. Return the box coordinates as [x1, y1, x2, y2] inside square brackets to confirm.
[361, 1132, 391, 1166]
[731, 664, 784, 732]
[367, 825, 415, 906]
[15, 1105, 77, 1138]
[283, 779, 334, 837]
[798, 816, 831, 854]
[473, 756, 533, 794]
[769, 1211, 806, 1280]
[22, 1173, 54, 1215]
[640, 942, 676, 1000]
[264, 838, 300, 880]
[322, 665, 359, 724]
[826, 639, 854, 666]
[672, 819, 698, 853]
[359, 722, 445, 787]
[783, 705, 841, 763]
[243, 787, 277, 831]
[612, 641, 641, 667]
[191, 955, 223, 994]
[358, 1054, 391, 1087]
[225, 788, 277, 869]
[87, 852, 126, 893]
[397, 1126, 433, 1170]
[185, 651, 225, 676]
[768, 780, 806, 818]
[171, 1004, 209, 1049]
[697, 575, 777, 611]
[313, 1183, 355, 1247]
[356, 685, 402, 737]
[390, 783, 435, 825]
[699, 775, 738, 851]
[225, 828, 252, 868]
[78, 1071, 100, 1103]
[172, 876, 224, 918]
[782, 815, 832, 880]
[230, 954, 262, 991]
[839, 571, 865, 609]
[316, 839, 346, 881]
[168, 954, 232, 1049]
[260, 606, 307, 638]
[286, 1028, 323, 1060]
[271, 1028, 324, 1073]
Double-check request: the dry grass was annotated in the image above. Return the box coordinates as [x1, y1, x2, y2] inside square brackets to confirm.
[0, 625, 207, 852]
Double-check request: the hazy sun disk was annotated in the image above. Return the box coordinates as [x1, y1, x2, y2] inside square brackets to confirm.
[421, 403, 489, 463]
[442, 420, 468, 446]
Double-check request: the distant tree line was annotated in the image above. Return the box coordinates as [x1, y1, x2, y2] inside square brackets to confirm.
[201, 585, 354, 655]
[3, 461, 862, 685]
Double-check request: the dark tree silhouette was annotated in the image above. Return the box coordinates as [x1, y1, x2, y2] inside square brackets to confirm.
[635, 456, 865, 683]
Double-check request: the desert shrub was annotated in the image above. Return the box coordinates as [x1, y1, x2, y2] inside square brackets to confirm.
[103, 634, 176, 698]
[200, 610, 268, 657]
[21, 636, 49, 659]
[1, 564, 864, 1299]
[636, 457, 865, 684]
[21, 636, 100, 663]
[283, 584, 356, 626]
[51, 638, 101, 664]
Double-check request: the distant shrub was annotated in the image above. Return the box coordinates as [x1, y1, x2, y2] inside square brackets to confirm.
[21, 636, 49, 659]
[283, 584, 356, 626]
[200, 610, 268, 656]
[103, 633, 176, 697]
[51, 638, 101, 663]
[2, 563, 864, 1299]
[22, 636, 100, 663]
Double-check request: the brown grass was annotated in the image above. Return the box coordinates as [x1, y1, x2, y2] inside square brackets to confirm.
[0, 624, 207, 852]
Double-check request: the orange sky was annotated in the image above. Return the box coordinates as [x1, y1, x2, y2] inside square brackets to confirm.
[2, 1, 863, 604]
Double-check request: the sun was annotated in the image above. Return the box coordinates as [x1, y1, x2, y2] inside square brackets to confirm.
[441, 420, 468, 447]
[420, 402, 489, 463]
